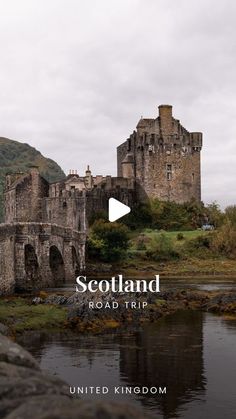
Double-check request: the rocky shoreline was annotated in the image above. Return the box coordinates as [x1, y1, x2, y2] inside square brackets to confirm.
[0, 329, 154, 419]
[0, 290, 236, 417]
[34, 289, 236, 333]
[0, 289, 236, 336]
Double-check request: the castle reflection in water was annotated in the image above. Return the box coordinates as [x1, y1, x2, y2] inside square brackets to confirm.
[119, 311, 206, 418]
[18, 311, 206, 419]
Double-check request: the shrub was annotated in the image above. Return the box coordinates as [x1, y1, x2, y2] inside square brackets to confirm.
[136, 240, 146, 251]
[191, 235, 211, 249]
[225, 205, 236, 227]
[176, 232, 184, 241]
[205, 202, 225, 228]
[182, 233, 212, 259]
[146, 233, 179, 261]
[87, 219, 129, 262]
[88, 210, 107, 226]
[211, 221, 236, 258]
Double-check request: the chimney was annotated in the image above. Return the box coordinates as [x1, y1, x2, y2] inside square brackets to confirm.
[158, 104, 172, 119]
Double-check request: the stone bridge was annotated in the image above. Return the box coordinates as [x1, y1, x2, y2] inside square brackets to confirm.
[0, 223, 86, 295]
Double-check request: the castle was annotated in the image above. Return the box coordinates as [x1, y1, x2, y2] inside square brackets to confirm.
[0, 105, 202, 294]
[117, 104, 202, 203]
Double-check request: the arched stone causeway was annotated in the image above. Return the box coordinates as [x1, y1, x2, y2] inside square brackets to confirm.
[49, 245, 65, 284]
[0, 223, 86, 294]
[24, 244, 40, 284]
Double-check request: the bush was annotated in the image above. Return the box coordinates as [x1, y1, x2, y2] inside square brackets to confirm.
[182, 233, 212, 259]
[136, 240, 146, 251]
[176, 232, 184, 241]
[205, 202, 225, 228]
[191, 235, 211, 249]
[88, 210, 107, 226]
[225, 205, 236, 227]
[87, 219, 130, 262]
[211, 221, 236, 258]
[123, 198, 207, 231]
[146, 233, 179, 261]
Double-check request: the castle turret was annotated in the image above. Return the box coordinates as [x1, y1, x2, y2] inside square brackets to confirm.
[117, 104, 203, 204]
[158, 104, 173, 136]
[84, 165, 93, 189]
[121, 153, 134, 178]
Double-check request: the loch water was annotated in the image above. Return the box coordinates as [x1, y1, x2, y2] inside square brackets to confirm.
[18, 305, 236, 419]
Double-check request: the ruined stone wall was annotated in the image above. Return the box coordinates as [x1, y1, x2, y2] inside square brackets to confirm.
[4, 170, 49, 223]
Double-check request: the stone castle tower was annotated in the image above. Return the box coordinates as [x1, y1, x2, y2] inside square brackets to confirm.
[117, 105, 202, 203]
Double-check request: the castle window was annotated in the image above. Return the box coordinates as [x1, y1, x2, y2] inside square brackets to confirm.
[192, 173, 195, 181]
[166, 164, 172, 181]
[63, 201, 67, 209]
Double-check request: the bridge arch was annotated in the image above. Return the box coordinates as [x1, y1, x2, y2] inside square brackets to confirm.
[49, 245, 65, 284]
[72, 245, 80, 276]
[24, 244, 40, 283]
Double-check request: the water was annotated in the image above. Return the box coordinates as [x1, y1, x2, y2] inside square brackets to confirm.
[19, 310, 236, 419]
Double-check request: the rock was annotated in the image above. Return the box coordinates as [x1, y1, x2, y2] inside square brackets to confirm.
[86, 263, 113, 273]
[5, 395, 153, 419]
[44, 294, 68, 305]
[0, 362, 68, 418]
[0, 334, 153, 419]
[0, 334, 39, 370]
[32, 297, 43, 305]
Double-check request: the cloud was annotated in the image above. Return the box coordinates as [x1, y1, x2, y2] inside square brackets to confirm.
[0, 0, 235, 207]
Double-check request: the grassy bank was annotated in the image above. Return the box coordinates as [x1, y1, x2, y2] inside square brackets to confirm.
[0, 297, 67, 333]
[88, 228, 236, 277]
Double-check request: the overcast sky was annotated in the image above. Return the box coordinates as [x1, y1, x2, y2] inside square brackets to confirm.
[0, 0, 235, 207]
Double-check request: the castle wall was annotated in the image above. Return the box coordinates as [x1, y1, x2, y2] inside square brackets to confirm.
[117, 105, 202, 204]
[4, 169, 49, 223]
[86, 182, 135, 222]
[0, 225, 15, 295]
[42, 194, 87, 232]
[0, 223, 86, 294]
[117, 141, 128, 177]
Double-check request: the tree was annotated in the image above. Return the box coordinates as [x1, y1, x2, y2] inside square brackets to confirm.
[87, 219, 129, 262]
[225, 205, 236, 227]
[205, 202, 225, 228]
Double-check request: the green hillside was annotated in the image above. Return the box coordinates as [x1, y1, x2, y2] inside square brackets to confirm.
[0, 137, 66, 221]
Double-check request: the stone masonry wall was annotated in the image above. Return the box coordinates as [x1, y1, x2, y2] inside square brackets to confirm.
[0, 223, 86, 295]
[0, 225, 15, 295]
[117, 105, 202, 204]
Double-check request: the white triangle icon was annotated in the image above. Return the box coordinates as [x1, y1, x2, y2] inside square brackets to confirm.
[108, 198, 131, 222]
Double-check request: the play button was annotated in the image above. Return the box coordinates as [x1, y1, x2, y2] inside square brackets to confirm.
[108, 198, 131, 222]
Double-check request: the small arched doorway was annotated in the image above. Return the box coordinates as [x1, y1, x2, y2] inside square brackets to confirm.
[49, 245, 65, 284]
[24, 244, 40, 283]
